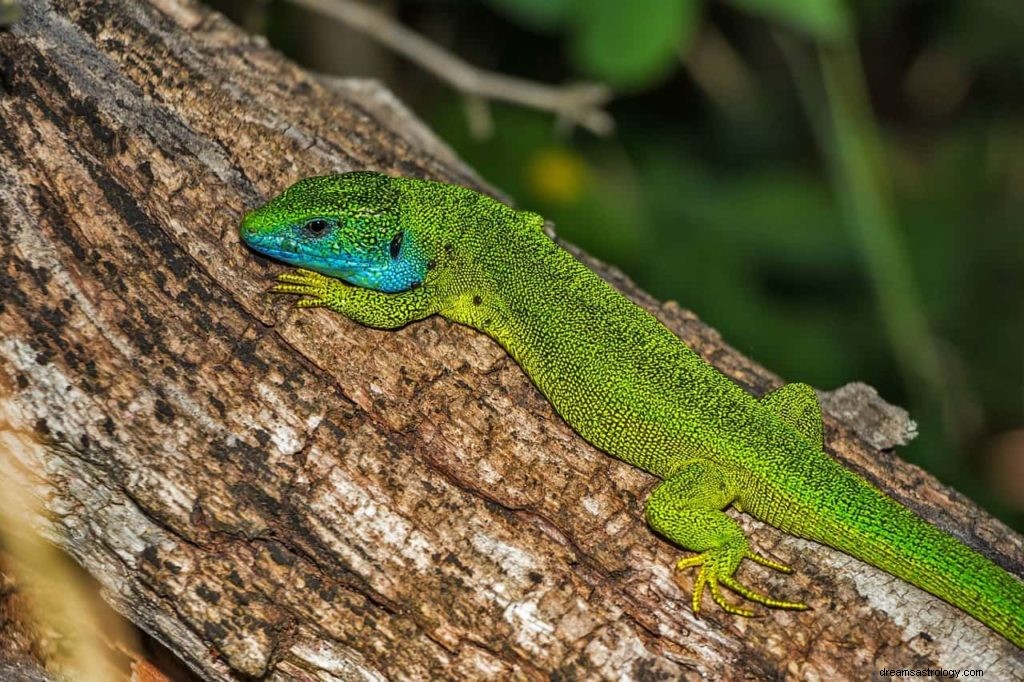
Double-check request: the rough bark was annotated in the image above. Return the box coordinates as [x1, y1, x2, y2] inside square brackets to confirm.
[0, 1, 1021, 679]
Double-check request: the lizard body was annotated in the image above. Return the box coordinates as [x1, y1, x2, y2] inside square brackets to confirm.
[240, 171, 1024, 648]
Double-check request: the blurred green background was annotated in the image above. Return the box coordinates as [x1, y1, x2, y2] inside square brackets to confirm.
[213, 0, 1024, 529]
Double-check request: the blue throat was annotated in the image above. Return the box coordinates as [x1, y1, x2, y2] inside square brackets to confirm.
[344, 256, 426, 293]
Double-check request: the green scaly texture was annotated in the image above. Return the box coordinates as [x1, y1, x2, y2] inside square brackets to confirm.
[240, 172, 1024, 648]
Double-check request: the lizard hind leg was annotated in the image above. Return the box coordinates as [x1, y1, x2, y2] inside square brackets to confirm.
[646, 461, 809, 617]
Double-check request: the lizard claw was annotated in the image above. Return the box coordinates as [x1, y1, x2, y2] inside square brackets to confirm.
[675, 551, 808, 617]
[275, 268, 327, 286]
[269, 269, 336, 307]
[745, 550, 796, 574]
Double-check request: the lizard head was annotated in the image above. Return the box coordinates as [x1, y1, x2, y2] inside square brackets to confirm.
[240, 171, 428, 293]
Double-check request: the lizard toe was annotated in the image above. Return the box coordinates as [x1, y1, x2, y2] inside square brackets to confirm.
[674, 548, 806, 617]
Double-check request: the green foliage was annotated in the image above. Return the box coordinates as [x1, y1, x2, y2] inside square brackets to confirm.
[485, 0, 699, 87]
[484, 0, 851, 86]
[569, 0, 700, 87]
[728, 0, 851, 41]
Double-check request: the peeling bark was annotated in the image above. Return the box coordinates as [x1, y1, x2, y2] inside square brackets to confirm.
[0, 1, 1022, 679]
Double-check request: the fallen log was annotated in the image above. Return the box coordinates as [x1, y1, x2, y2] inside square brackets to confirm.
[0, 1, 1021, 679]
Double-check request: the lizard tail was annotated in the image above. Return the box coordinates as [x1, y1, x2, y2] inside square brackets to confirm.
[802, 480, 1024, 650]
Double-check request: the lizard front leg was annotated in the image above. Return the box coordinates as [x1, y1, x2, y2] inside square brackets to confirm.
[646, 460, 808, 616]
[271, 269, 437, 329]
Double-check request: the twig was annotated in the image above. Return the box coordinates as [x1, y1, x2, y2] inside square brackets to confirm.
[287, 0, 614, 136]
[682, 21, 757, 116]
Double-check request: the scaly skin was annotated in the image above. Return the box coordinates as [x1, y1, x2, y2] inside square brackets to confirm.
[240, 171, 1024, 647]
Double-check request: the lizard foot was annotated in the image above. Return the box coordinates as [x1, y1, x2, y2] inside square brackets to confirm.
[675, 550, 809, 617]
[270, 269, 339, 308]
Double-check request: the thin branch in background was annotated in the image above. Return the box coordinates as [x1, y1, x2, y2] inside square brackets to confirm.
[462, 94, 494, 139]
[682, 22, 758, 116]
[287, 0, 615, 136]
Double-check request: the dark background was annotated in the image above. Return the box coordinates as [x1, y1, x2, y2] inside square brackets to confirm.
[211, 0, 1024, 530]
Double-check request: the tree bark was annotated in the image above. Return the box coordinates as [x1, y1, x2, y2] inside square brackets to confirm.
[0, 1, 1021, 679]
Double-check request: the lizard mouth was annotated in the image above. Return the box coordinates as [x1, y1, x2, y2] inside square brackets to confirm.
[241, 232, 368, 279]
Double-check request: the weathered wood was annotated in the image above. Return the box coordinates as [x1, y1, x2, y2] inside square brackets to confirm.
[0, 1, 1021, 679]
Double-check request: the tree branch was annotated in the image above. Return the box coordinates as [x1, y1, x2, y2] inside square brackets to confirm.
[288, 0, 614, 136]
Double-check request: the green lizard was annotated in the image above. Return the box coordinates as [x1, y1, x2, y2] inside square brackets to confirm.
[240, 171, 1024, 649]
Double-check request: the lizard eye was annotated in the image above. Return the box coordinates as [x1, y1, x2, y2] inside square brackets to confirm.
[303, 219, 331, 238]
[389, 231, 404, 259]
